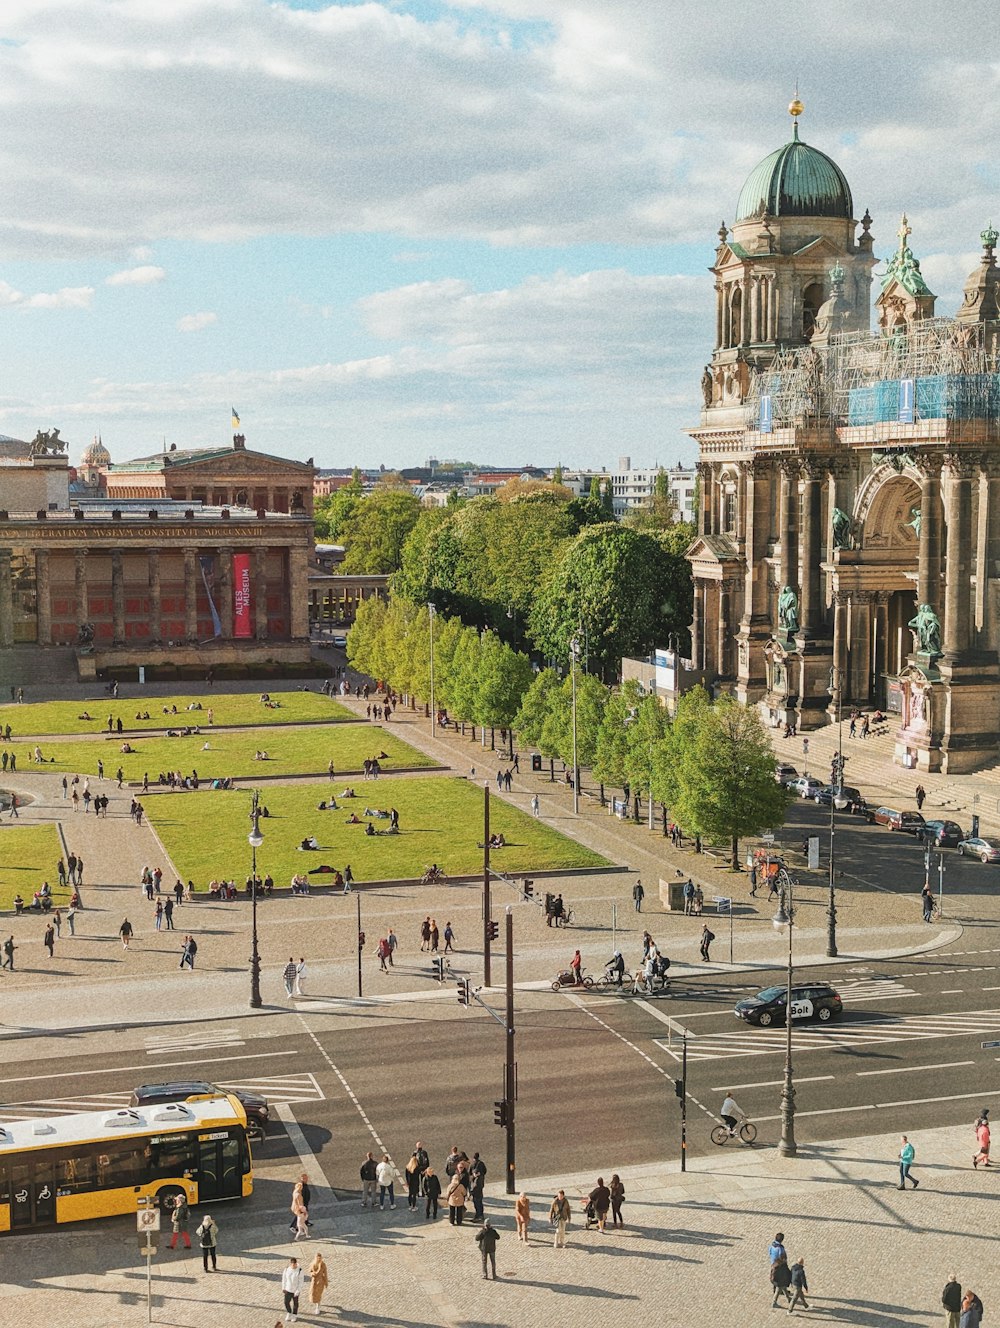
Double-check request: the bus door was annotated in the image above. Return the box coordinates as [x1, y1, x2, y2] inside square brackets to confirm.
[9, 1160, 56, 1227]
[197, 1134, 242, 1201]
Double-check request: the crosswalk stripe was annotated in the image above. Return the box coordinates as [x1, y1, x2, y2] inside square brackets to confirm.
[0, 1073, 324, 1121]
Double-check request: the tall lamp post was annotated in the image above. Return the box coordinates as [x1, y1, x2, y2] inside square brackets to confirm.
[428, 602, 436, 736]
[827, 667, 848, 957]
[248, 791, 264, 1009]
[569, 635, 580, 815]
[773, 879, 796, 1156]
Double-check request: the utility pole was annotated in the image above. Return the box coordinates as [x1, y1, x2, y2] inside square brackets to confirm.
[483, 782, 492, 987]
[356, 892, 363, 998]
[505, 904, 516, 1194]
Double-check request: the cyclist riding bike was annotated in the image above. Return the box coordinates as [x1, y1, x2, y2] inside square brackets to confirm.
[720, 1092, 746, 1138]
[604, 951, 625, 986]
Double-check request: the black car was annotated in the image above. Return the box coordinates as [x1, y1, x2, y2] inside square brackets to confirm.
[735, 983, 843, 1027]
[131, 1081, 269, 1135]
[921, 819, 963, 848]
[813, 785, 862, 807]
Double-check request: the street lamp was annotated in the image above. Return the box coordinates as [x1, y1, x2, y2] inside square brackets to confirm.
[773, 880, 796, 1156]
[569, 635, 580, 815]
[827, 665, 847, 958]
[428, 602, 436, 736]
[248, 791, 264, 1009]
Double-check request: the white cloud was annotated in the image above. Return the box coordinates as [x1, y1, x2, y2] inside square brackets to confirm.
[105, 265, 166, 286]
[177, 311, 217, 332]
[23, 287, 94, 309]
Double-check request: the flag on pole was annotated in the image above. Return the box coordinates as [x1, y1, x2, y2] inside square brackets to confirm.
[231, 407, 240, 431]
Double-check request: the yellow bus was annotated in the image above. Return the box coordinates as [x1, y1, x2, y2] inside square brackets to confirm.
[0, 1094, 253, 1232]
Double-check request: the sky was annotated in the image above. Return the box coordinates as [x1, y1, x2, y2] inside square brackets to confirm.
[0, 0, 997, 473]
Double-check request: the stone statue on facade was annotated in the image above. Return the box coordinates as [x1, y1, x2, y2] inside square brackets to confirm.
[701, 366, 713, 408]
[908, 602, 941, 655]
[778, 585, 800, 632]
[831, 507, 852, 549]
[906, 506, 921, 537]
[29, 427, 67, 457]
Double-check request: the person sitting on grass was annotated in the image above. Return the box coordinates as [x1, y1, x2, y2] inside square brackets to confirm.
[365, 822, 376, 836]
[347, 812, 361, 824]
[339, 787, 356, 799]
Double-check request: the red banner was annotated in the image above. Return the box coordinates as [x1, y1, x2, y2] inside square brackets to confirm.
[232, 552, 252, 638]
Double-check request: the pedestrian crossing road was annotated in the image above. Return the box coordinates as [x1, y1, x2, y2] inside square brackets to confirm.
[0, 1072, 325, 1122]
[654, 1007, 1000, 1063]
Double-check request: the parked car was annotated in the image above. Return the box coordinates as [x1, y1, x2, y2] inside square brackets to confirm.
[921, 819, 964, 848]
[872, 806, 926, 834]
[775, 764, 799, 785]
[788, 776, 824, 799]
[130, 1081, 269, 1136]
[735, 982, 843, 1027]
[957, 837, 1000, 863]
[814, 785, 862, 807]
[332, 633, 348, 648]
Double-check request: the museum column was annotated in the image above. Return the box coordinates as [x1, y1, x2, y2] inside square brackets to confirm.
[832, 592, 848, 703]
[777, 462, 798, 596]
[35, 549, 51, 645]
[0, 551, 13, 647]
[799, 465, 822, 635]
[253, 546, 268, 640]
[717, 584, 730, 677]
[217, 546, 234, 639]
[916, 459, 942, 612]
[183, 548, 198, 643]
[288, 546, 310, 640]
[942, 457, 972, 658]
[148, 550, 161, 644]
[111, 551, 125, 646]
[691, 584, 704, 672]
[74, 550, 89, 631]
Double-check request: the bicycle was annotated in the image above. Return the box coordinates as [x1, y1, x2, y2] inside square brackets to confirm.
[710, 1119, 758, 1147]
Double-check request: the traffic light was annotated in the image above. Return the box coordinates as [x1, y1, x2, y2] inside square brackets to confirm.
[493, 1100, 508, 1127]
[523, 880, 534, 900]
[433, 956, 444, 981]
[487, 920, 499, 941]
[673, 1079, 684, 1099]
[457, 978, 470, 1006]
[358, 930, 365, 950]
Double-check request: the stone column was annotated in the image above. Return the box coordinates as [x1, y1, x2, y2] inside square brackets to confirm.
[916, 458, 943, 611]
[691, 581, 704, 671]
[111, 551, 125, 645]
[742, 459, 772, 626]
[740, 281, 750, 344]
[696, 464, 710, 537]
[717, 584, 730, 676]
[74, 550, 89, 630]
[799, 464, 823, 635]
[832, 591, 848, 701]
[943, 456, 972, 658]
[715, 287, 724, 349]
[984, 461, 1000, 643]
[184, 548, 198, 643]
[288, 545, 310, 640]
[750, 277, 760, 342]
[777, 462, 798, 598]
[217, 547, 234, 638]
[0, 551, 12, 648]
[35, 549, 51, 646]
[253, 546, 268, 640]
[148, 550, 161, 644]
[849, 591, 873, 703]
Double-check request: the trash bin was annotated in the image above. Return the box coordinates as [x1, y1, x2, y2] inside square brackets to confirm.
[531, 753, 542, 772]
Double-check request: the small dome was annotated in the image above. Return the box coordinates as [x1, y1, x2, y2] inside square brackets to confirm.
[736, 128, 853, 223]
[82, 435, 110, 466]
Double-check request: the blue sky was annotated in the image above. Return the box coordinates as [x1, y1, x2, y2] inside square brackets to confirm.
[0, 0, 994, 472]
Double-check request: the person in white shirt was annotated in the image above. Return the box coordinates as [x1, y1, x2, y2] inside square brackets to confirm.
[294, 958, 306, 997]
[281, 1257, 305, 1322]
[720, 1092, 745, 1137]
[376, 1154, 396, 1209]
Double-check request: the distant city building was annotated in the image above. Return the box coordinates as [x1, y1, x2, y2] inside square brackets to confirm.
[612, 456, 697, 522]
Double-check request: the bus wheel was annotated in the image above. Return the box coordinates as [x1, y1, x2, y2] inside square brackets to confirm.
[157, 1184, 186, 1211]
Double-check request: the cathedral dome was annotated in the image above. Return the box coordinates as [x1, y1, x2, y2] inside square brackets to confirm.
[82, 435, 110, 467]
[735, 124, 853, 223]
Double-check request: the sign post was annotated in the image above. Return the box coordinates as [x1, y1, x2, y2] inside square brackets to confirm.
[137, 1198, 160, 1324]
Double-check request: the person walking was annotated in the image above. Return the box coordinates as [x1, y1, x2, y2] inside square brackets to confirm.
[281, 1256, 305, 1321]
[898, 1135, 919, 1189]
[530, 793, 539, 818]
[307, 1251, 329, 1316]
[294, 958, 306, 997]
[179, 934, 197, 970]
[770, 1253, 793, 1308]
[422, 1165, 441, 1220]
[514, 1191, 530, 1242]
[942, 1276, 963, 1328]
[359, 1151, 377, 1208]
[700, 924, 715, 962]
[419, 916, 431, 952]
[974, 1115, 991, 1168]
[52, 909, 62, 939]
[468, 1152, 487, 1222]
[429, 919, 439, 953]
[405, 1150, 423, 1210]
[169, 1193, 191, 1249]
[769, 1231, 787, 1265]
[290, 1183, 309, 1240]
[444, 920, 456, 953]
[43, 922, 55, 958]
[550, 1189, 571, 1248]
[787, 1256, 809, 1312]
[376, 1154, 396, 1210]
[386, 927, 398, 967]
[446, 1171, 467, 1225]
[376, 936, 390, 973]
[609, 1173, 625, 1227]
[2, 936, 15, 970]
[196, 1214, 218, 1271]
[632, 879, 644, 912]
[164, 898, 175, 930]
[922, 883, 935, 923]
[476, 1218, 500, 1280]
[915, 783, 927, 810]
[154, 899, 164, 931]
[683, 878, 695, 914]
[587, 1177, 611, 1232]
[283, 957, 298, 997]
[119, 917, 134, 951]
[66, 904, 76, 936]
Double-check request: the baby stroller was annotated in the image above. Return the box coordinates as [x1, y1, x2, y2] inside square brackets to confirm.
[582, 1197, 598, 1230]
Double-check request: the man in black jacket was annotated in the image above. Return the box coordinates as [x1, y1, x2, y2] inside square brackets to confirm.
[476, 1219, 500, 1279]
[942, 1275, 962, 1328]
[468, 1153, 487, 1221]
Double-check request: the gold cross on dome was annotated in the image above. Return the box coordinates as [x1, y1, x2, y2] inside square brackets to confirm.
[898, 213, 911, 249]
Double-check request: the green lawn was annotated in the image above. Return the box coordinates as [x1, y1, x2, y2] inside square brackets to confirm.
[146, 776, 608, 886]
[0, 824, 68, 910]
[7, 724, 435, 783]
[0, 690, 354, 738]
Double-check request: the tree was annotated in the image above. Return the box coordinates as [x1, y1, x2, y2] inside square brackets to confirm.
[346, 595, 387, 677]
[314, 475, 362, 542]
[553, 463, 564, 486]
[588, 476, 603, 504]
[668, 695, 789, 869]
[339, 488, 422, 574]
[601, 479, 615, 517]
[593, 679, 644, 795]
[449, 627, 483, 730]
[514, 668, 560, 749]
[474, 632, 534, 753]
[624, 691, 667, 823]
[538, 666, 608, 793]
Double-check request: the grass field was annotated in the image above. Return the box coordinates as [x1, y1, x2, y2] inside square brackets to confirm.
[6, 724, 435, 783]
[146, 776, 608, 886]
[0, 691, 354, 738]
[0, 824, 68, 910]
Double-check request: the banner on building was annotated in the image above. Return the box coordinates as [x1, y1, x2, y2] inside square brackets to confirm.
[199, 555, 223, 638]
[233, 552, 252, 638]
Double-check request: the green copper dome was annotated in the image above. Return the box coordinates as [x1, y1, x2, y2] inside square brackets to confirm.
[736, 126, 853, 222]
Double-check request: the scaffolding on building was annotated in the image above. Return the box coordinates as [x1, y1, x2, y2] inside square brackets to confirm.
[744, 317, 1000, 433]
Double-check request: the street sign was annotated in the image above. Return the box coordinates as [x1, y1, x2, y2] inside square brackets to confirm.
[981, 1040, 1000, 1049]
[137, 1208, 160, 1232]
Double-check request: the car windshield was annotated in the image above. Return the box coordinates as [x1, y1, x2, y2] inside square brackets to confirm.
[755, 986, 785, 1002]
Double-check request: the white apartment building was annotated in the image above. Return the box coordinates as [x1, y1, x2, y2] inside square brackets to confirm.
[611, 457, 697, 523]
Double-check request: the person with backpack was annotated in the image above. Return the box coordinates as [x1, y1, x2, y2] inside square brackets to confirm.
[700, 924, 715, 961]
[683, 878, 695, 914]
[476, 1218, 500, 1280]
[196, 1214, 218, 1271]
[169, 1193, 191, 1249]
[770, 1253, 793, 1307]
[359, 1152, 377, 1208]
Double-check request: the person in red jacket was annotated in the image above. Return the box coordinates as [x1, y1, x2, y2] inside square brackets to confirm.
[570, 949, 582, 985]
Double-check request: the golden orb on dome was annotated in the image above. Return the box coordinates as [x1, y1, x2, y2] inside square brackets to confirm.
[788, 97, 804, 119]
